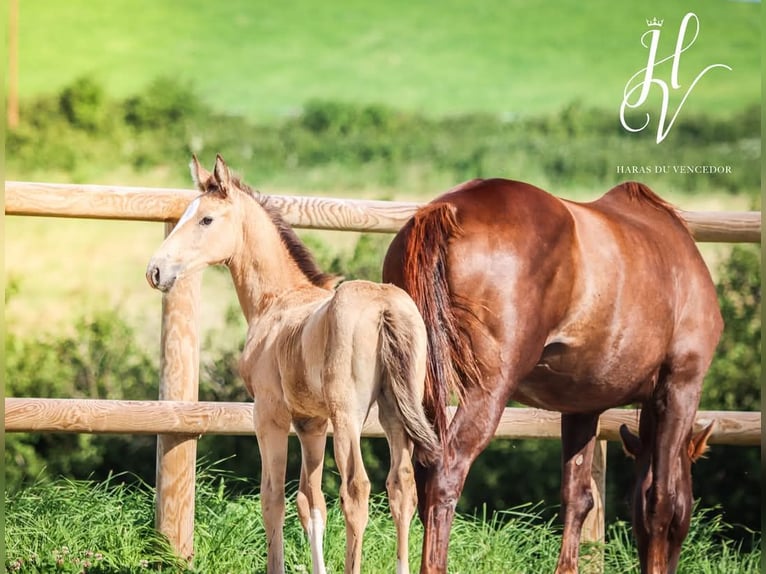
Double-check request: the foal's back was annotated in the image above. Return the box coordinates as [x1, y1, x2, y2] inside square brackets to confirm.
[260, 280, 426, 420]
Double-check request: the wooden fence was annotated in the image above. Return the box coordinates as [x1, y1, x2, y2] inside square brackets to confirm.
[4, 180, 762, 561]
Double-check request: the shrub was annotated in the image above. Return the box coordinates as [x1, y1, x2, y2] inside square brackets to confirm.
[703, 245, 761, 411]
[124, 77, 203, 131]
[5, 311, 159, 491]
[58, 76, 111, 133]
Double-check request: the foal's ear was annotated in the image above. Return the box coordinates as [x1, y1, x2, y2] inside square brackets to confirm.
[189, 154, 212, 191]
[213, 153, 232, 195]
[619, 424, 642, 459]
[688, 421, 715, 462]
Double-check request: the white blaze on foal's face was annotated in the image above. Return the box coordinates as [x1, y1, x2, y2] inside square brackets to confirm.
[166, 197, 201, 239]
[171, 193, 239, 266]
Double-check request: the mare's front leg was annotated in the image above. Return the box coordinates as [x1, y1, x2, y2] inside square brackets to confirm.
[642, 364, 705, 574]
[295, 418, 329, 574]
[254, 397, 292, 574]
[378, 395, 418, 574]
[554, 412, 600, 574]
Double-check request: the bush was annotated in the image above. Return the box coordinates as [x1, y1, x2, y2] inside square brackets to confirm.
[124, 77, 203, 131]
[59, 76, 112, 133]
[5, 311, 159, 491]
[692, 245, 761, 536]
[703, 245, 761, 411]
[300, 99, 396, 136]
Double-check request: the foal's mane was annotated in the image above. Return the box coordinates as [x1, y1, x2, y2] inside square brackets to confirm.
[231, 176, 338, 289]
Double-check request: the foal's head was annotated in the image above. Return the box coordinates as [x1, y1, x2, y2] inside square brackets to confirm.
[146, 154, 252, 291]
[146, 154, 337, 293]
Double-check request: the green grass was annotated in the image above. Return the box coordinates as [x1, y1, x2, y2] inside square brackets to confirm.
[5, 471, 760, 573]
[18, 0, 760, 120]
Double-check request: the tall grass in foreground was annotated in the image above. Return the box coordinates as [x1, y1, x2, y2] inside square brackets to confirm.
[5, 471, 760, 574]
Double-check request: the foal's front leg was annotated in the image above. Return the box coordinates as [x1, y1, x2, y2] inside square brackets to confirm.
[254, 399, 292, 574]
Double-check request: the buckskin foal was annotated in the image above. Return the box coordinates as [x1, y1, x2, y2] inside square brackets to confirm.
[147, 155, 440, 574]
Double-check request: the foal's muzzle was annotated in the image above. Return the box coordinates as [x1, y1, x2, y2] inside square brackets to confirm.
[145, 261, 174, 292]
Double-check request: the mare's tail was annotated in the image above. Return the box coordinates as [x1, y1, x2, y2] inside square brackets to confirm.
[378, 306, 441, 465]
[401, 202, 483, 446]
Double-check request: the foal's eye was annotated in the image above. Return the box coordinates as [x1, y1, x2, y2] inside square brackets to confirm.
[199, 216, 213, 226]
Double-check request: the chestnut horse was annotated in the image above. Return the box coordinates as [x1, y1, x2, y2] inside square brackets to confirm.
[382, 179, 722, 574]
[146, 155, 440, 574]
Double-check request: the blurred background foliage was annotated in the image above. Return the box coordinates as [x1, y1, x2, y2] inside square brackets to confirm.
[5, 76, 761, 195]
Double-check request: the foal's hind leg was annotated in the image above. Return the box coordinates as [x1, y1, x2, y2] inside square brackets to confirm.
[378, 394, 418, 574]
[555, 412, 600, 574]
[332, 412, 371, 574]
[295, 418, 329, 574]
[254, 398, 292, 574]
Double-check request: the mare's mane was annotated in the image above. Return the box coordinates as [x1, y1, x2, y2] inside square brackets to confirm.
[230, 175, 338, 289]
[613, 181, 689, 232]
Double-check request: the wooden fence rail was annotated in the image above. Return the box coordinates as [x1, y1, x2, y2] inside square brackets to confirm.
[4, 180, 762, 563]
[5, 398, 760, 445]
[5, 180, 762, 241]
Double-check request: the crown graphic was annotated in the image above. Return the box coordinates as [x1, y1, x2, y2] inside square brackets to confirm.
[646, 17, 664, 27]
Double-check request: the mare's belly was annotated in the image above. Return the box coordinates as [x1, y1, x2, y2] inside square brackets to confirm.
[513, 353, 655, 413]
[512, 336, 662, 413]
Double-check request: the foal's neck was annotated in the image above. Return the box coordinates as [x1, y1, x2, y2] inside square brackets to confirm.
[227, 198, 319, 322]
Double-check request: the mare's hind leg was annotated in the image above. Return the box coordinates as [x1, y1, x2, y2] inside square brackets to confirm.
[642, 362, 705, 574]
[555, 412, 600, 574]
[378, 394, 417, 574]
[417, 380, 518, 574]
[295, 418, 329, 574]
[332, 412, 371, 574]
[254, 398, 292, 574]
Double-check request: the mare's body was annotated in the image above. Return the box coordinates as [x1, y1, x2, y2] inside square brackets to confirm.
[382, 178, 722, 574]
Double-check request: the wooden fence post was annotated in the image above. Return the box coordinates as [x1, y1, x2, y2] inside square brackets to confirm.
[582, 439, 607, 572]
[155, 221, 202, 561]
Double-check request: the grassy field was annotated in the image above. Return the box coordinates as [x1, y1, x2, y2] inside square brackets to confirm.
[17, 0, 760, 120]
[5, 471, 760, 573]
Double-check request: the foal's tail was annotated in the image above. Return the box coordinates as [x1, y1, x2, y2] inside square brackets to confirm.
[378, 306, 441, 465]
[401, 202, 483, 446]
